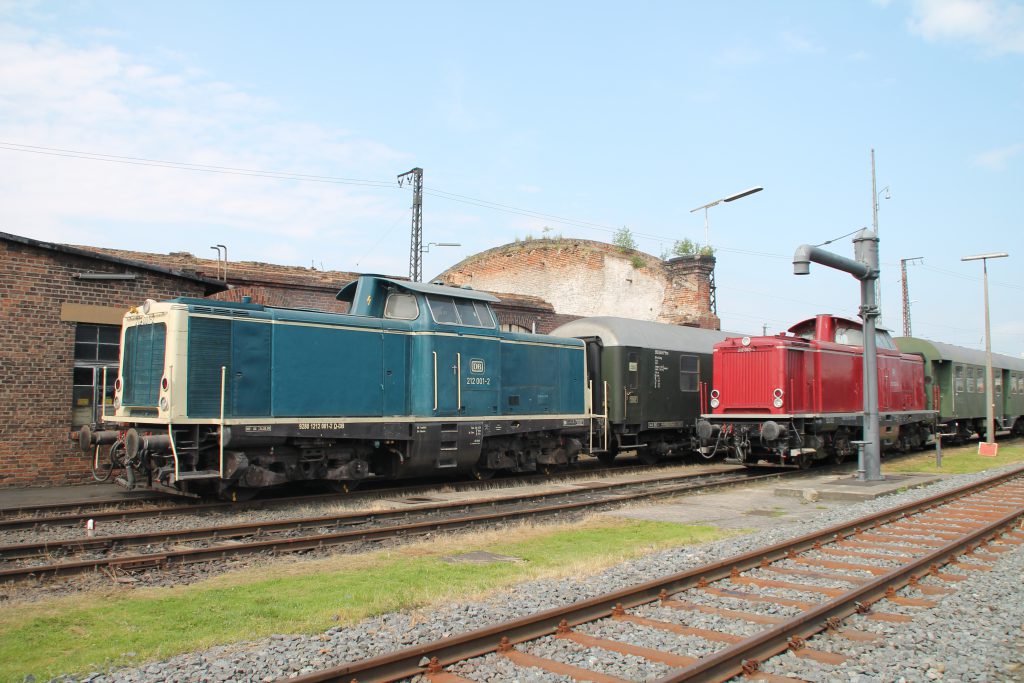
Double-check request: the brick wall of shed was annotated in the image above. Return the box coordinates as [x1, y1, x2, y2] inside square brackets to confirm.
[210, 285, 351, 313]
[0, 241, 208, 487]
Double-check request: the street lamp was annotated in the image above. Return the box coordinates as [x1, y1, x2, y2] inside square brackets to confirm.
[961, 251, 1009, 445]
[690, 186, 763, 249]
[421, 242, 461, 253]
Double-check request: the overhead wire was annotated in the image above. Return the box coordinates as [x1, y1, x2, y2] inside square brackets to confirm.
[0, 139, 793, 262]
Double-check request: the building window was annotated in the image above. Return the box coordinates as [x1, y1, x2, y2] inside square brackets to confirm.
[72, 324, 120, 427]
[499, 323, 531, 333]
[679, 354, 699, 392]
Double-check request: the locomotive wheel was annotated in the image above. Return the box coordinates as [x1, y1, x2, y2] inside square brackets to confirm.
[830, 434, 851, 466]
[218, 485, 258, 502]
[328, 480, 361, 494]
[797, 452, 813, 469]
[637, 449, 660, 466]
[472, 463, 495, 480]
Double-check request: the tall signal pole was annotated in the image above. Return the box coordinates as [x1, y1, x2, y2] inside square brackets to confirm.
[398, 167, 424, 281]
[900, 256, 923, 337]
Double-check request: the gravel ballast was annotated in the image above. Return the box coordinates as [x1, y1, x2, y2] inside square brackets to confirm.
[48, 465, 1024, 682]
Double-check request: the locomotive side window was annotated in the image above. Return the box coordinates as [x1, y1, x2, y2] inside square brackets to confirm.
[454, 299, 482, 326]
[955, 365, 964, 393]
[875, 331, 896, 350]
[679, 354, 699, 392]
[834, 326, 863, 346]
[425, 295, 497, 328]
[426, 296, 459, 324]
[473, 301, 496, 328]
[383, 293, 419, 320]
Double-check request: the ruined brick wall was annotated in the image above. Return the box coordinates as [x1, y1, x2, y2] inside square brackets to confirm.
[0, 240, 208, 487]
[439, 239, 720, 329]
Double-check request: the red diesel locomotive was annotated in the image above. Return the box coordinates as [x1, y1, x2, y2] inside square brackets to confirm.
[696, 314, 935, 467]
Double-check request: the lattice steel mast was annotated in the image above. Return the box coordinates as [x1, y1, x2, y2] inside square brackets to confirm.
[900, 256, 923, 337]
[398, 167, 424, 281]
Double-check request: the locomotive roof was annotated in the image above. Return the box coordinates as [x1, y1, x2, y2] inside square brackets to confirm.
[550, 317, 739, 353]
[336, 275, 500, 304]
[895, 337, 1024, 372]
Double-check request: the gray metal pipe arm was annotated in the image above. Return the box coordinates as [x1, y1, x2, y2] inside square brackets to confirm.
[793, 229, 877, 280]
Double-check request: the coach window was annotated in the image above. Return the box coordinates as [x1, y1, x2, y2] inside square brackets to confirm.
[966, 367, 974, 393]
[955, 366, 964, 393]
[383, 293, 419, 320]
[976, 371, 984, 394]
[72, 323, 120, 427]
[679, 355, 699, 392]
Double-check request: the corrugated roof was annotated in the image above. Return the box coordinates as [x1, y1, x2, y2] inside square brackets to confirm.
[1, 231, 226, 292]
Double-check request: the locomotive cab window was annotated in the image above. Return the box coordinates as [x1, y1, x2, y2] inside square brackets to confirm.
[834, 326, 863, 346]
[383, 293, 419, 320]
[426, 295, 496, 328]
[679, 354, 699, 392]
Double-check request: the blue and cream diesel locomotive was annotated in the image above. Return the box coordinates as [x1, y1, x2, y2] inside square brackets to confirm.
[82, 275, 591, 498]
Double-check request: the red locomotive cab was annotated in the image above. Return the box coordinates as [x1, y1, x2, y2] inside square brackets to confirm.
[703, 314, 931, 467]
[710, 314, 925, 417]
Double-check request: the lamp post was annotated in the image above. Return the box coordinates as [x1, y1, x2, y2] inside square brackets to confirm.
[420, 242, 461, 282]
[689, 186, 763, 249]
[961, 251, 1009, 445]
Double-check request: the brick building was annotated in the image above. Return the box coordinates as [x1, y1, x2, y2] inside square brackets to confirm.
[438, 239, 720, 330]
[0, 232, 226, 487]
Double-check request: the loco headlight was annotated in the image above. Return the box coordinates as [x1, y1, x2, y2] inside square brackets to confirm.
[159, 397, 169, 411]
[773, 397, 784, 408]
[710, 398, 720, 409]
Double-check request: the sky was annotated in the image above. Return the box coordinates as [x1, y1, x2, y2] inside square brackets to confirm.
[0, 0, 1021, 357]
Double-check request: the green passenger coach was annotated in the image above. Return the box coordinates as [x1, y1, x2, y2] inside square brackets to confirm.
[895, 336, 1024, 441]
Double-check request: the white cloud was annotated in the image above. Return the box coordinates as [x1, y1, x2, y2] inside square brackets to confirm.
[908, 0, 1024, 54]
[781, 30, 825, 54]
[0, 21, 411, 269]
[971, 142, 1024, 168]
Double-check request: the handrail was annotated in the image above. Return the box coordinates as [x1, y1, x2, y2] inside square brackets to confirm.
[456, 353, 462, 414]
[432, 351, 438, 411]
[219, 365, 226, 478]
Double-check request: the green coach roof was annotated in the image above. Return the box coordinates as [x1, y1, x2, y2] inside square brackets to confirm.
[895, 337, 1024, 372]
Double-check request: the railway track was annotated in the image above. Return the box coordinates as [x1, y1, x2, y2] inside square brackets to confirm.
[278, 464, 1024, 683]
[0, 467, 786, 583]
[0, 459, 707, 532]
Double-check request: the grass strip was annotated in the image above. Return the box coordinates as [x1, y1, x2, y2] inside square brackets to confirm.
[0, 517, 729, 681]
[884, 441, 1024, 474]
